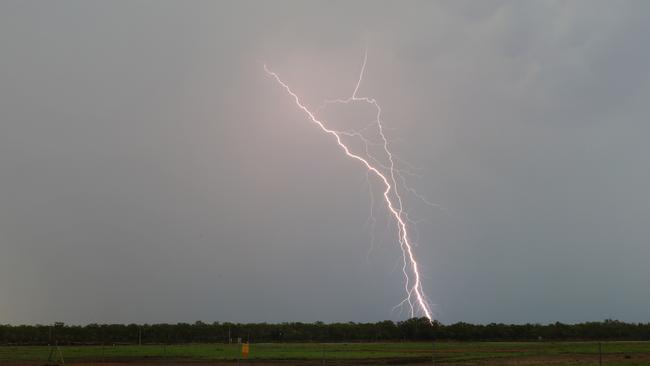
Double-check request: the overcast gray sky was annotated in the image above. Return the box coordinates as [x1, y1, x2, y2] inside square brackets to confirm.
[1, 0, 649, 325]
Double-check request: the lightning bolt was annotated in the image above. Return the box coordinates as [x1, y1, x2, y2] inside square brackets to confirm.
[264, 49, 433, 321]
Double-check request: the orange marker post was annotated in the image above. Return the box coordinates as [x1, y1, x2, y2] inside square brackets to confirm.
[241, 342, 249, 359]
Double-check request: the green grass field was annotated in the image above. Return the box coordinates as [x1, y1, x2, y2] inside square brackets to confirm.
[1, 341, 649, 365]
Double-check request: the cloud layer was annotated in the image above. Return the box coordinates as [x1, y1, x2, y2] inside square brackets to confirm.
[1, 0, 649, 324]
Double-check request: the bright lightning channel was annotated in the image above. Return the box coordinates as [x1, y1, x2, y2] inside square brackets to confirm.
[264, 50, 433, 321]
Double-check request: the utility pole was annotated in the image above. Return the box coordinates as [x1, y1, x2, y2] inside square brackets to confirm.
[47, 323, 66, 366]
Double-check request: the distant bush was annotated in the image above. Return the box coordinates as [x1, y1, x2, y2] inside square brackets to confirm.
[1, 318, 649, 345]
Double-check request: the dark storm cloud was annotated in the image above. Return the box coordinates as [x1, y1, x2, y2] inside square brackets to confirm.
[1, 0, 648, 324]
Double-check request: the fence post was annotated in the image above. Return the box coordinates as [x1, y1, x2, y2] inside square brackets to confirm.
[599, 342, 602, 366]
[432, 340, 435, 365]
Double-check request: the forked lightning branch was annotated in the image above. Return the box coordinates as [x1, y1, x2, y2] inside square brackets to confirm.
[264, 50, 433, 321]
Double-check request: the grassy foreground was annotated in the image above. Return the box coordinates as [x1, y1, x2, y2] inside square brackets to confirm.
[1, 341, 650, 365]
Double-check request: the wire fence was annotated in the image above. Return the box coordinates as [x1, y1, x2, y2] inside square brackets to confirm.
[0, 341, 648, 365]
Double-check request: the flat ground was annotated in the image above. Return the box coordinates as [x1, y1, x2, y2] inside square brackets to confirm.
[2, 341, 649, 365]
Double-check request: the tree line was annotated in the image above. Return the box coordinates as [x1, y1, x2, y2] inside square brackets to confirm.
[1, 319, 649, 345]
